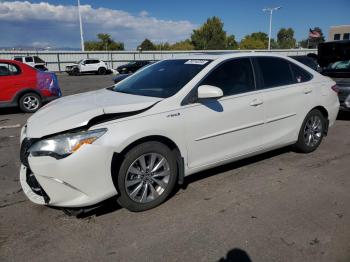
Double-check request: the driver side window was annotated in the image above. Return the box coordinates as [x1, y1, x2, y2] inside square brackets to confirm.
[201, 58, 255, 96]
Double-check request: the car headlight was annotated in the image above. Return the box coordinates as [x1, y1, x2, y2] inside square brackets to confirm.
[28, 128, 107, 159]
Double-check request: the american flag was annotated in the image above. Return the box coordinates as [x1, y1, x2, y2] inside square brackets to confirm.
[309, 28, 321, 38]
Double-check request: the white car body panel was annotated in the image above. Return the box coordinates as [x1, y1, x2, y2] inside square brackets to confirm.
[20, 53, 340, 208]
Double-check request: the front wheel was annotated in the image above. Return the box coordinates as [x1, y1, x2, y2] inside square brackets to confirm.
[294, 109, 325, 153]
[116, 142, 178, 212]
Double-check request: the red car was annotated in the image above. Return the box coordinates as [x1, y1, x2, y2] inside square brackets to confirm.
[0, 59, 61, 113]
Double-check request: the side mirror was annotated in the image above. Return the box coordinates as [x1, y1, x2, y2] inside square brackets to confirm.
[197, 85, 223, 99]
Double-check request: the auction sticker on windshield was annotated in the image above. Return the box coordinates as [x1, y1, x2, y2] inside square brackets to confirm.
[184, 60, 209, 65]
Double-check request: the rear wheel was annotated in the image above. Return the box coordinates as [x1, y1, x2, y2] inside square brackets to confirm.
[19, 93, 42, 113]
[295, 109, 325, 153]
[98, 67, 106, 75]
[116, 142, 178, 212]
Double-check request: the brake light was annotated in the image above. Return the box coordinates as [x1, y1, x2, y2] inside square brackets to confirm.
[331, 85, 339, 94]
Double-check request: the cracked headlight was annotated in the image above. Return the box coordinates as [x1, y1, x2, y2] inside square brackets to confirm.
[29, 128, 107, 159]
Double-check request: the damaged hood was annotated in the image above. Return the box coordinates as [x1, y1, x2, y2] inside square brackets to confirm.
[26, 88, 161, 138]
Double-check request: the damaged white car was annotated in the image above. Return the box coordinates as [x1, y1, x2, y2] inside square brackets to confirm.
[20, 53, 339, 212]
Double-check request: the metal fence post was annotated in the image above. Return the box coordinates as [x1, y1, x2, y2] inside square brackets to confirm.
[57, 53, 61, 72]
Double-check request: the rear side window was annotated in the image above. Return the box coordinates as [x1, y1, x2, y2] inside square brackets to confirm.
[0, 63, 21, 76]
[256, 57, 294, 88]
[33, 56, 45, 63]
[290, 63, 313, 83]
[25, 57, 34, 62]
[13, 57, 22, 62]
[201, 58, 255, 96]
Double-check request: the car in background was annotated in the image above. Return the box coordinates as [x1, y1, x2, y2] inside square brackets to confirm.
[0, 59, 61, 113]
[316, 40, 350, 111]
[112, 73, 131, 84]
[65, 59, 108, 76]
[289, 55, 320, 72]
[335, 79, 350, 111]
[19, 54, 339, 212]
[116, 60, 152, 74]
[318, 40, 350, 78]
[13, 56, 48, 71]
[321, 60, 350, 78]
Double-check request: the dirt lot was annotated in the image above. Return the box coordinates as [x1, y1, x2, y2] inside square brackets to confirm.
[0, 74, 350, 262]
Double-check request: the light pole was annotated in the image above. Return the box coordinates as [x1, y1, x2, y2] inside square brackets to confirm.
[77, 0, 85, 51]
[263, 6, 281, 50]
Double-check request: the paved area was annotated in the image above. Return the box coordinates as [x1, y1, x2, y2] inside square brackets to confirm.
[0, 74, 350, 262]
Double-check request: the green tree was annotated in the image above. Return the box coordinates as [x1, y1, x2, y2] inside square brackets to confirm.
[239, 32, 268, 49]
[169, 39, 194, 50]
[138, 39, 156, 51]
[191, 16, 237, 50]
[277, 28, 296, 49]
[84, 33, 124, 51]
[226, 35, 238, 49]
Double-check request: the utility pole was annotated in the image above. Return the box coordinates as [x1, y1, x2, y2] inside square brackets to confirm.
[78, 0, 85, 51]
[263, 6, 281, 50]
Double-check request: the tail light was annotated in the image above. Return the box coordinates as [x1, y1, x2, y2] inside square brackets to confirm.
[331, 85, 339, 94]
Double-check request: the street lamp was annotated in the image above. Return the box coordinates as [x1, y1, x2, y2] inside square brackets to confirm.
[263, 6, 281, 50]
[77, 0, 85, 51]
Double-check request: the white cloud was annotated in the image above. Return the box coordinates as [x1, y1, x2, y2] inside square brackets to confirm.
[0, 1, 196, 48]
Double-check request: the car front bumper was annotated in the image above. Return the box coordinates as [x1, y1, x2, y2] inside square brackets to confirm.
[19, 140, 118, 208]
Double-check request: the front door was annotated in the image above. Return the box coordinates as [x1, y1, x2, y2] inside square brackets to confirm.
[184, 58, 265, 169]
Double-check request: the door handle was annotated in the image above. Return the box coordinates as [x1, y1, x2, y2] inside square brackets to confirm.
[304, 87, 312, 94]
[250, 99, 263, 106]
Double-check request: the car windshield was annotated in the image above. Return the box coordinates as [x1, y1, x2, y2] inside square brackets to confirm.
[112, 59, 211, 98]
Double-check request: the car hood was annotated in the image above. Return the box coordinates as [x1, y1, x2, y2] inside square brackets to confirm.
[26, 89, 161, 138]
[66, 63, 78, 67]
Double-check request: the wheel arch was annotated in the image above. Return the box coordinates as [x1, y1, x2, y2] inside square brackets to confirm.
[311, 106, 329, 134]
[111, 135, 185, 189]
[13, 88, 43, 105]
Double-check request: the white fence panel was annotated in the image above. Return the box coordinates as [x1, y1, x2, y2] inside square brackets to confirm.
[0, 49, 317, 72]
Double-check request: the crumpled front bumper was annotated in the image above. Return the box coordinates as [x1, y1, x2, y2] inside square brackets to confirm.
[19, 138, 118, 208]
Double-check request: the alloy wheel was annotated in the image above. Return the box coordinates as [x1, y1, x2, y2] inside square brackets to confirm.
[23, 95, 40, 111]
[303, 115, 323, 147]
[125, 153, 170, 203]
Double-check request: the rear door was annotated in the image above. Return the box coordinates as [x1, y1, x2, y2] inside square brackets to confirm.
[253, 56, 313, 148]
[184, 58, 265, 168]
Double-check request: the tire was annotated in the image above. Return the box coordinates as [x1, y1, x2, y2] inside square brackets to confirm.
[98, 67, 106, 75]
[19, 93, 42, 113]
[72, 67, 80, 76]
[294, 109, 326, 153]
[116, 142, 178, 212]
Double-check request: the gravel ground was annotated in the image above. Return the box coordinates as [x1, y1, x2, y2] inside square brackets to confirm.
[0, 74, 349, 262]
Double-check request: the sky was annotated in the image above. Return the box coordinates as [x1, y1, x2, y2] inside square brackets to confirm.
[0, 0, 349, 50]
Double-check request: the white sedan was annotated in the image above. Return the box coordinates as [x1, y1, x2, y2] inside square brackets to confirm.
[20, 53, 339, 212]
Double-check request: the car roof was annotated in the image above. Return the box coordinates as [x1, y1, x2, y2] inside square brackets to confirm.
[168, 52, 293, 61]
[0, 59, 23, 64]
